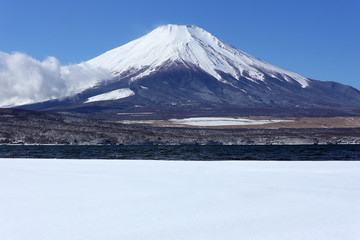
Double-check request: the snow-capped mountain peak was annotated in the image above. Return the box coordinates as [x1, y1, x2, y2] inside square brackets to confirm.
[19, 25, 360, 119]
[86, 24, 309, 88]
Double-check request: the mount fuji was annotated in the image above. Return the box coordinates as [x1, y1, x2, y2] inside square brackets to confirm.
[21, 25, 360, 120]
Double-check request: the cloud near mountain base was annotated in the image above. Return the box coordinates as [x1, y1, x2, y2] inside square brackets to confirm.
[0, 51, 110, 107]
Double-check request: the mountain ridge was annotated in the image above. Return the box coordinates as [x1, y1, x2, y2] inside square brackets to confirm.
[85, 24, 309, 88]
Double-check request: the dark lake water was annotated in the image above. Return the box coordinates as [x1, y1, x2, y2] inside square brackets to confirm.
[0, 145, 359, 160]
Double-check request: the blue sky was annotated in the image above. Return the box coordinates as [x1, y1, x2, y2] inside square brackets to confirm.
[1, 0, 359, 89]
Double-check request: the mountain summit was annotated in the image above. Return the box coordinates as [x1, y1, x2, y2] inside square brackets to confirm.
[86, 24, 309, 88]
[21, 25, 360, 119]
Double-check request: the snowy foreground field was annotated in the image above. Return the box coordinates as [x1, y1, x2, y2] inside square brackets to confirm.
[1, 159, 360, 240]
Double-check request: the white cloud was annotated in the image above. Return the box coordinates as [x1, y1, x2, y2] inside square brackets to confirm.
[0, 51, 111, 107]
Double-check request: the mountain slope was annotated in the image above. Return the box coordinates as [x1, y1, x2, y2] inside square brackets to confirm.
[86, 25, 309, 88]
[20, 25, 360, 120]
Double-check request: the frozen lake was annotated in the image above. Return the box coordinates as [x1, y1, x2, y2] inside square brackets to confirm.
[1, 159, 359, 240]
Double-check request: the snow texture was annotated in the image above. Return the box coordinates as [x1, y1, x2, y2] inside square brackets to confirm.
[86, 25, 309, 87]
[170, 117, 292, 126]
[1, 159, 359, 240]
[85, 88, 135, 103]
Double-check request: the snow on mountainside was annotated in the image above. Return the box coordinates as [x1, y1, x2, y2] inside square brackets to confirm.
[86, 25, 309, 88]
[84, 88, 134, 103]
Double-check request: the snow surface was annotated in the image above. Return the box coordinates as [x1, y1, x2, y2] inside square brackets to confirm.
[1, 159, 359, 240]
[170, 117, 292, 126]
[85, 88, 134, 103]
[86, 25, 309, 88]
